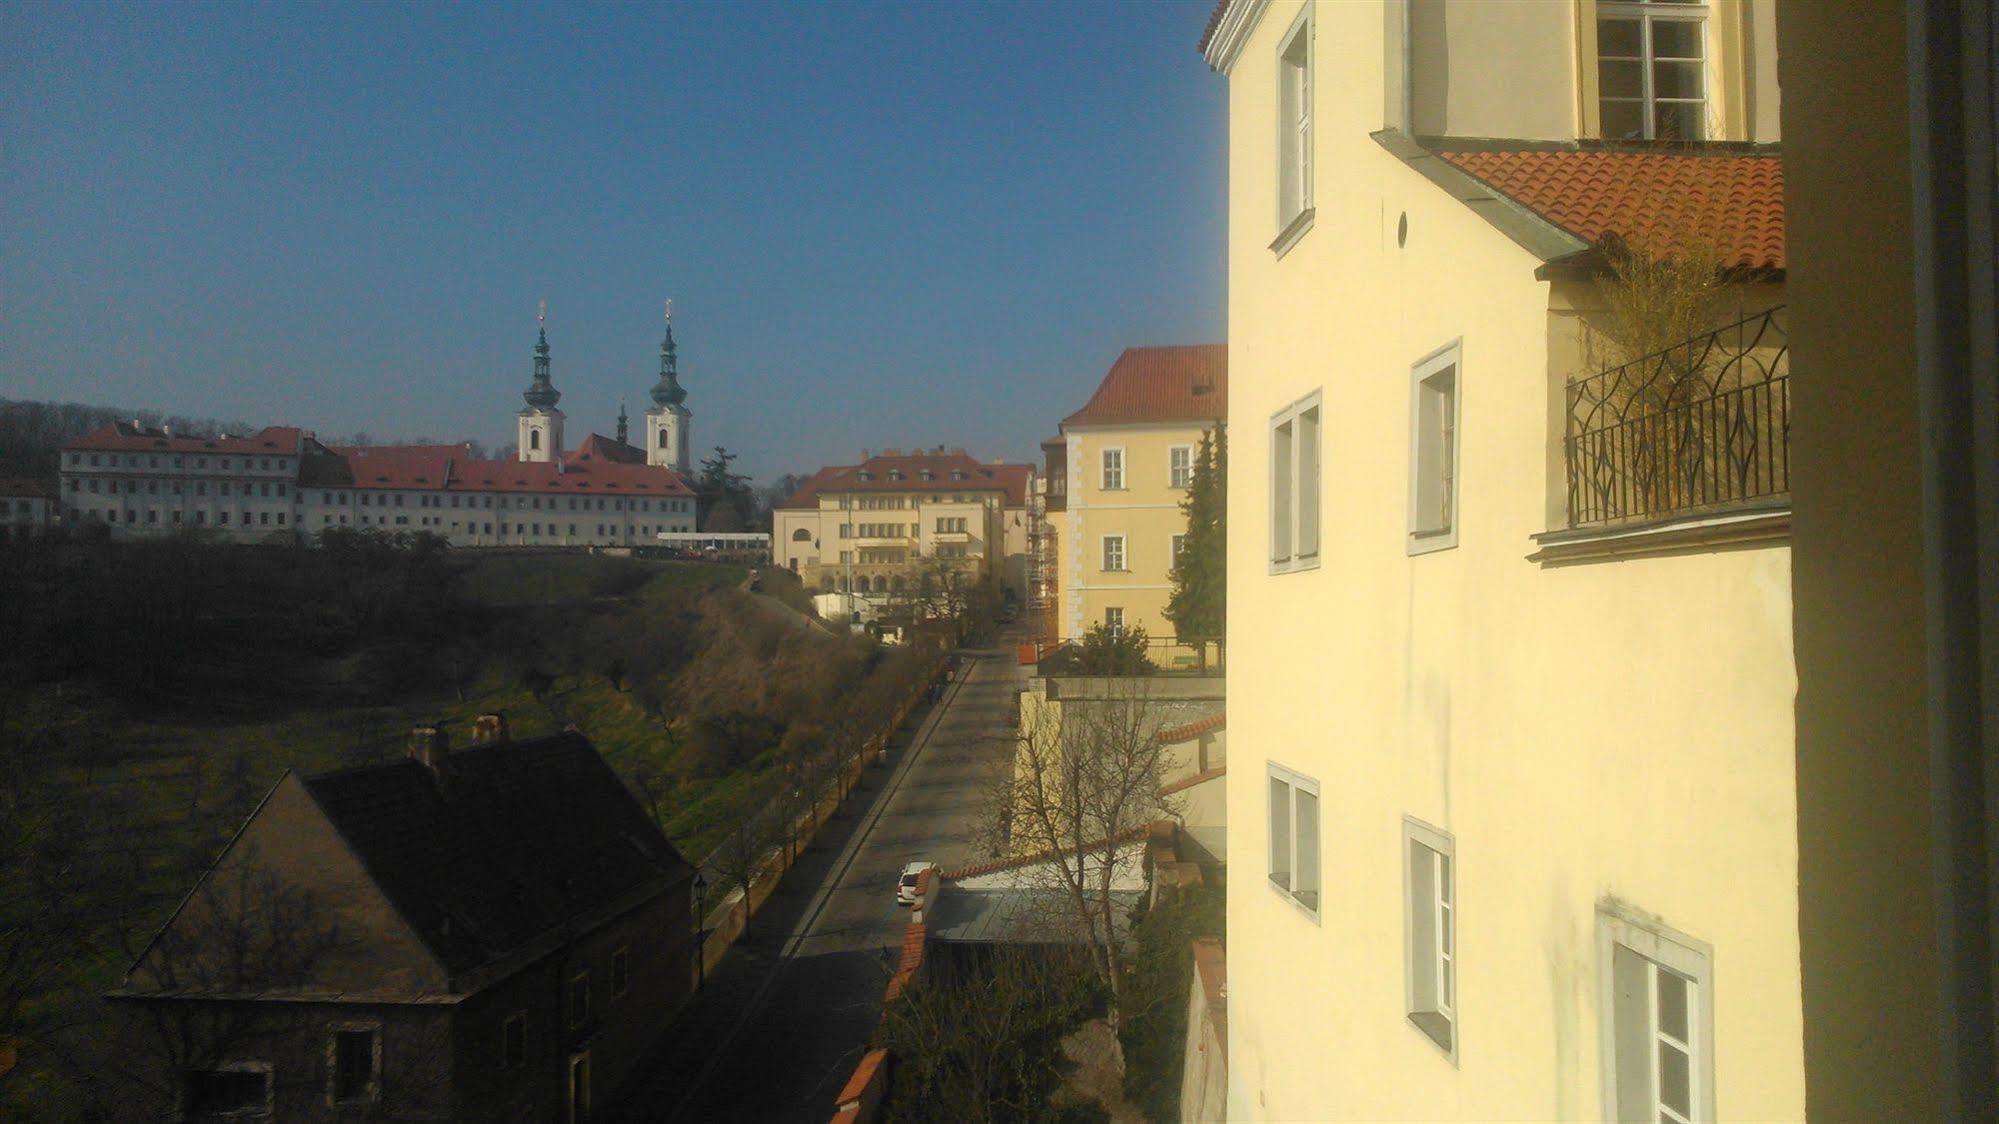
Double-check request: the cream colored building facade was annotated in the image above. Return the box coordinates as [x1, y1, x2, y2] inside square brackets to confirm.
[1049, 346, 1225, 654]
[769, 449, 1033, 602]
[1206, 1, 1797, 1120]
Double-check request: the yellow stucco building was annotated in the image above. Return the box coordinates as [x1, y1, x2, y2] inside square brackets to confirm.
[1042, 345, 1226, 657]
[769, 449, 1032, 607]
[1204, 1, 1799, 1119]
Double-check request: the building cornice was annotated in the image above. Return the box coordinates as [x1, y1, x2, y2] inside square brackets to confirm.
[1202, 0, 1271, 75]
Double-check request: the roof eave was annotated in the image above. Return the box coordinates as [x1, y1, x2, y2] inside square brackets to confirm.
[1372, 128, 1590, 264]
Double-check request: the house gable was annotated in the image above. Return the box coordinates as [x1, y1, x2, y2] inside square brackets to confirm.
[122, 772, 449, 1000]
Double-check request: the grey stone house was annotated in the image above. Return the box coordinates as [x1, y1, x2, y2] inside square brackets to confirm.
[108, 722, 695, 1121]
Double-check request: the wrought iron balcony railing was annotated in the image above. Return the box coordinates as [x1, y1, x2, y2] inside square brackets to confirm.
[1565, 306, 1790, 529]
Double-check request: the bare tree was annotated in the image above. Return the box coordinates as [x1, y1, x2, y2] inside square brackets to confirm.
[877, 944, 1099, 1124]
[985, 684, 1179, 1022]
[107, 853, 365, 1115]
[706, 788, 783, 939]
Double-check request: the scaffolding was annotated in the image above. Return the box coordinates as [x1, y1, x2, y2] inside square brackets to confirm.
[1024, 475, 1061, 653]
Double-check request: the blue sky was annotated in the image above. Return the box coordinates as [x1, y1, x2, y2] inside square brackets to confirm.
[0, 0, 1224, 481]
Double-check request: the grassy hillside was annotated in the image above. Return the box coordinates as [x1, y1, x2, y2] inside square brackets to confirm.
[0, 536, 914, 1118]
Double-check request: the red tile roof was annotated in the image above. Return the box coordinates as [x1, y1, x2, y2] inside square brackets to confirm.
[65, 422, 305, 456]
[776, 451, 1031, 510]
[1196, 0, 1230, 55]
[303, 435, 695, 496]
[1061, 345, 1227, 428]
[0, 477, 53, 498]
[1157, 711, 1225, 744]
[1436, 147, 1785, 271]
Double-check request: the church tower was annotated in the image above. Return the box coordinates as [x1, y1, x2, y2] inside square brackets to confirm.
[518, 303, 564, 462]
[645, 302, 692, 473]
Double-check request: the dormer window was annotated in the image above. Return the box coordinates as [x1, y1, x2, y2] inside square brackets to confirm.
[888, 469, 904, 481]
[1597, 0, 1708, 141]
[951, 470, 967, 481]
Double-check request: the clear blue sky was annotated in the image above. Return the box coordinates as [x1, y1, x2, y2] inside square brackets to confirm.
[0, 0, 1224, 482]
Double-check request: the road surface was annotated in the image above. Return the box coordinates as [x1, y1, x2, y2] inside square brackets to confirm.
[614, 636, 1021, 1122]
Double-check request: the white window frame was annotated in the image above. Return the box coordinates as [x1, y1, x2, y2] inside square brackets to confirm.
[1596, 0, 1711, 142]
[326, 1021, 382, 1106]
[1100, 446, 1125, 491]
[1402, 818, 1458, 1062]
[1170, 532, 1187, 572]
[1104, 606, 1125, 635]
[1273, 3, 1315, 255]
[1597, 906, 1716, 1124]
[1168, 444, 1194, 489]
[1266, 762, 1321, 918]
[1269, 390, 1323, 574]
[1101, 534, 1127, 572]
[1407, 340, 1462, 554]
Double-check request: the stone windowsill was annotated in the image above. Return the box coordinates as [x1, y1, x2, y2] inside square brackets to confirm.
[1528, 501, 1792, 566]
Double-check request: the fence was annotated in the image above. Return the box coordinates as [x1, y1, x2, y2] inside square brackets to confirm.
[1565, 306, 1790, 528]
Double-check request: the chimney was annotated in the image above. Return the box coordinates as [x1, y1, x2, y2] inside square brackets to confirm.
[407, 725, 453, 789]
[471, 712, 510, 746]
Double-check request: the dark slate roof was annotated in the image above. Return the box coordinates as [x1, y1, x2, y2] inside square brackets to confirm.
[302, 732, 690, 976]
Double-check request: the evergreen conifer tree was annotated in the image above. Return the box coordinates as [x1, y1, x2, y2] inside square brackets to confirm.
[1164, 426, 1226, 668]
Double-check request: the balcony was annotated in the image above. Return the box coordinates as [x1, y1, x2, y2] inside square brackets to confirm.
[1563, 306, 1790, 531]
[930, 530, 973, 544]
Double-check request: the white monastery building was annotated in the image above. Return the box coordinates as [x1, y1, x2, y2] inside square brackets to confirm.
[57, 313, 701, 548]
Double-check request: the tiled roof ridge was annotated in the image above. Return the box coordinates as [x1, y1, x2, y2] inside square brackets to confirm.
[938, 821, 1152, 881]
[1157, 711, 1226, 744]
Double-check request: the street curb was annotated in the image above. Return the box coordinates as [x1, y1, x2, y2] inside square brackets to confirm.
[663, 651, 982, 1121]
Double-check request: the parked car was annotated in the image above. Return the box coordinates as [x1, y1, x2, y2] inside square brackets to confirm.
[896, 861, 935, 906]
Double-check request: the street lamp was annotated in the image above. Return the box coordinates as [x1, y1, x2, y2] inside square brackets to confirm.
[691, 870, 708, 990]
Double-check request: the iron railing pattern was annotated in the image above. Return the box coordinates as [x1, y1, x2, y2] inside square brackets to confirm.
[1565, 306, 1790, 528]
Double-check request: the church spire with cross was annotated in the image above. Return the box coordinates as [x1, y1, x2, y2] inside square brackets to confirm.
[517, 300, 565, 462]
[644, 299, 692, 473]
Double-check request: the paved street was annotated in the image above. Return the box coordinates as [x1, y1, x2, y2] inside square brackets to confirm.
[612, 636, 1022, 1122]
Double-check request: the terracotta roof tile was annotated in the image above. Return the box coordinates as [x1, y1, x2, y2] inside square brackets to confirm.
[835, 1048, 889, 1107]
[1435, 146, 1785, 271]
[1157, 711, 1225, 744]
[1196, 0, 1230, 55]
[0, 477, 54, 498]
[776, 451, 1031, 510]
[65, 422, 305, 456]
[1061, 345, 1227, 429]
[300, 435, 695, 497]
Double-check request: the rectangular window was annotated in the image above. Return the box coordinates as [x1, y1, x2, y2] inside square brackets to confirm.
[1104, 607, 1124, 635]
[502, 1011, 527, 1069]
[1276, 6, 1314, 240]
[1597, 909, 1714, 1123]
[1171, 532, 1187, 570]
[1598, 1, 1709, 141]
[1403, 819, 1457, 1058]
[1101, 534, 1126, 572]
[1409, 344, 1461, 552]
[187, 1065, 271, 1116]
[1270, 392, 1322, 571]
[1101, 447, 1124, 491]
[1266, 764, 1320, 914]
[331, 1026, 379, 1103]
[611, 947, 631, 998]
[569, 971, 591, 1028]
[1169, 444, 1194, 488]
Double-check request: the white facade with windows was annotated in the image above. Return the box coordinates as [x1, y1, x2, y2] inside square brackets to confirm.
[1209, 1, 1797, 1119]
[55, 318, 703, 546]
